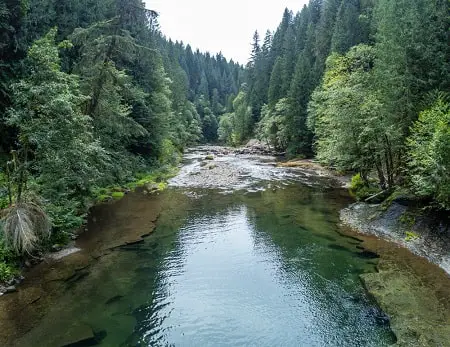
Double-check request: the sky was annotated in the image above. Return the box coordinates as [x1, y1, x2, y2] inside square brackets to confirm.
[149, 0, 308, 64]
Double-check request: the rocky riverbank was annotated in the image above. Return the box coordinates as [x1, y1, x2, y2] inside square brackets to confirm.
[340, 202, 450, 346]
[341, 202, 450, 275]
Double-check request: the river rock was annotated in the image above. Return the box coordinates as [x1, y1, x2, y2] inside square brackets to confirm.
[4, 286, 17, 294]
[60, 323, 96, 347]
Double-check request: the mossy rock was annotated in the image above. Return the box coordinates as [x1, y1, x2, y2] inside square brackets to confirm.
[204, 155, 214, 160]
[111, 192, 125, 200]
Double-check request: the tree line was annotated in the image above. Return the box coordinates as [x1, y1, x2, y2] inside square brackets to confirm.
[219, 0, 449, 210]
[0, 0, 242, 261]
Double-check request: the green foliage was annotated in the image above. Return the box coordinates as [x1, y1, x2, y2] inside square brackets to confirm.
[407, 98, 450, 209]
[45, 200, 85, 234]
[0, 236, 19, 281]
[7, 28, 106, 205]
[349, 173, 380, 201]
[230, 90, 253, 144]
[0, 262, 17, 282]
[256, 100, 289, 150]
[218, 113, 234, 145]
[309, 45, 400, 188]
[0, 172, 9, 209]
[159, 139, 181, 167]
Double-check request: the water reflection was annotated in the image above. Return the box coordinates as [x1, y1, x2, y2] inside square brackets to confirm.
[130, 193, 394, 346]
[11, 176, 395, 347]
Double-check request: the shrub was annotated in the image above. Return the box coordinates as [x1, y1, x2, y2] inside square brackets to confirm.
[349, 173, 380, 201]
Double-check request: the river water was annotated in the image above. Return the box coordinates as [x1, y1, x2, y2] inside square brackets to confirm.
[6, 147, 398, 346]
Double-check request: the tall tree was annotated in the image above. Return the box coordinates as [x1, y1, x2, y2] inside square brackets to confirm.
[7, 29, 105, 211]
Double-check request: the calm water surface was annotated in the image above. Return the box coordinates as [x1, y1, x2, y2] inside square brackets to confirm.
[15, 150, 396, 346]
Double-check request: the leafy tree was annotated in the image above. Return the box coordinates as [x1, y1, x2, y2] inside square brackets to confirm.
[6, 29, 106, 235]
[8, 29, 105, 200]
[256, 100, 289, 150]
[231, 90, 253, 143]
[218, 113, 234, 144]
[407, 96, 450, 209]
[309, 45, 399, 187]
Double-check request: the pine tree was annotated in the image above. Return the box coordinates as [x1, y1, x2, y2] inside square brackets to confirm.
[268, 57, 284, 106]
[331, 0, 363, 53]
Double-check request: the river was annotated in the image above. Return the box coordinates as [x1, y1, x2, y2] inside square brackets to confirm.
[0, 147, 426, 346]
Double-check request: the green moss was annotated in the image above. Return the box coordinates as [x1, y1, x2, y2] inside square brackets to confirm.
[204, 155, 214, 160]
[405, 231, 419, 241]
[157, 182, 167, 191]
[399, 212, 416, 227]
[93, 167, 178, 203]
[111, 192, 125, 200]
[381, 188, 413, 210]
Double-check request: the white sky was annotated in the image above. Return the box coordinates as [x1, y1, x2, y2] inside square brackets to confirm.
[149, 0, 308, 64]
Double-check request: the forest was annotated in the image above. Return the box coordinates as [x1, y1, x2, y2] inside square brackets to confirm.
[0, 0, 243, 277]
[219, 0, 448, 208]
[0, 0, 449, 279]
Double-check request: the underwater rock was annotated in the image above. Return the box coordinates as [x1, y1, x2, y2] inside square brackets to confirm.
[60, 323, 97, 347]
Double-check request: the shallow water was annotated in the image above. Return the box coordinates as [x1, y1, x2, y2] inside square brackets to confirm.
[12, 149, 397, 346]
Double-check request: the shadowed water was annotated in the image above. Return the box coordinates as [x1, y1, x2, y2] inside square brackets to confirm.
[11, 150, 397, 346]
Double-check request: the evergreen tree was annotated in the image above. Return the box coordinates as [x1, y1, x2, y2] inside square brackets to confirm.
[331, 0, 362, 53]
[268, 57, 284, 106]
[7, 29, 105, 212]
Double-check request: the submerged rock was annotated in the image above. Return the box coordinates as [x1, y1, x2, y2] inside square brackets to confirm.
[361, 266, 450, 346]
[60, 323, 97, 347]
[342, 201, 450, 346]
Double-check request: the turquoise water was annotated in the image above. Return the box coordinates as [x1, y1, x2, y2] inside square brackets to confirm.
[14, 175, 395, 346]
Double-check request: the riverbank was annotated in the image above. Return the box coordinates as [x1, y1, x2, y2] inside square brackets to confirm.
[0, 167, 177, 296]
[0, 188, 172, 345]
[341, 202, 450, 275]
[340, 202, 450, 346]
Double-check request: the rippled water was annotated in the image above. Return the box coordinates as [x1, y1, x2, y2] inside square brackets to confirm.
[12, 150, 396, 346]
[125, 189, 395, 347]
